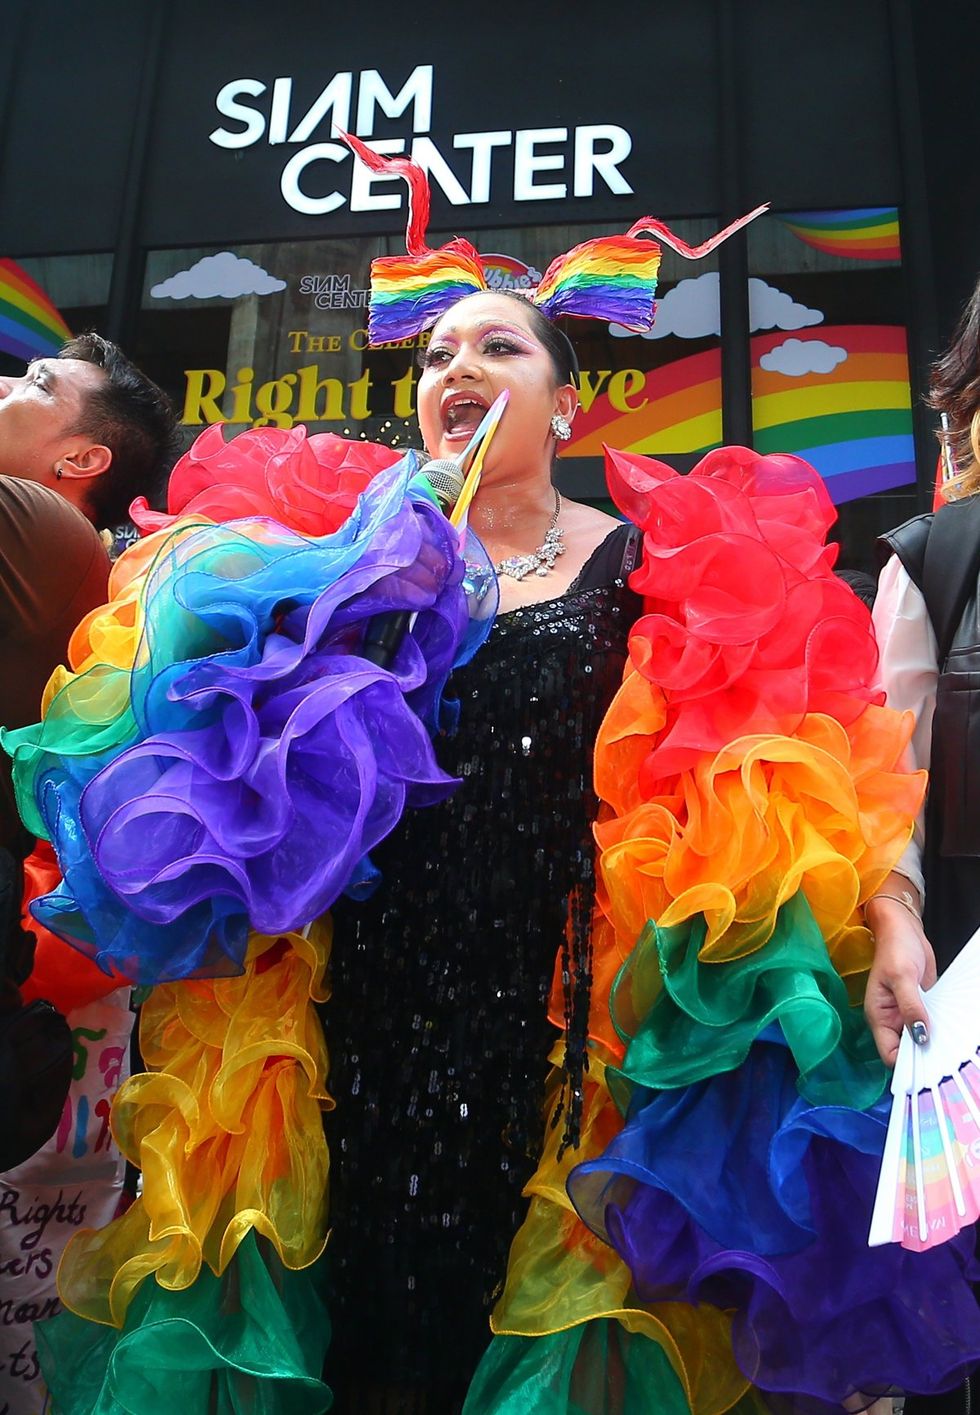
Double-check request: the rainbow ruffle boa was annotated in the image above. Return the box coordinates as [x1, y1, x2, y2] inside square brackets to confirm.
[464, 447, 980, 1413]
[11, 429, 980, 1413]
[3, 426, 495, 1412]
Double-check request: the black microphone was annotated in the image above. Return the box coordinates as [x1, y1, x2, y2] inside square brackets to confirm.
[360, 457, 467, 667]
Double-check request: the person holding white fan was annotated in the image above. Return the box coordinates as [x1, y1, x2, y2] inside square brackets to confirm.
[867, 274, 980, 1415]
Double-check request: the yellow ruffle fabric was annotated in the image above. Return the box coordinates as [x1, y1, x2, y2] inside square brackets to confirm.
[492, 1043, 749, 1415]
[57, 922, 331, 1329]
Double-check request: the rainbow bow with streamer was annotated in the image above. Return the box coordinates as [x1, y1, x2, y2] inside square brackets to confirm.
[340, 130, 769, 344]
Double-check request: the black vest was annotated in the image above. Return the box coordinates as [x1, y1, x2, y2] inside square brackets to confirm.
[882, 495, 980, 972]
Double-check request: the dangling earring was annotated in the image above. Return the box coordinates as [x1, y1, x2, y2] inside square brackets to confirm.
[550, 412, 572, 442]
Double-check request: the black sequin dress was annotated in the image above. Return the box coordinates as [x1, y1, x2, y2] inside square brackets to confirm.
[323, 522, 641, 1413]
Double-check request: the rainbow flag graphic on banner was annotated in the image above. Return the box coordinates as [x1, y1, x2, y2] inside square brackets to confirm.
[751, 326, 914, 501]
[567, 325, 914, 504]
[778, 208, 901, 262]
[0, 259, 72, 361]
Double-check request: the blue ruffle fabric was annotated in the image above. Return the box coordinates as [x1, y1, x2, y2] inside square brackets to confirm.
[569, 899, 980, 1410]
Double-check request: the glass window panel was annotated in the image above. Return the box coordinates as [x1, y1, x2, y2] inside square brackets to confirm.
[139, 221, 725, 483]
[747, 207, 916, 568]
[0, 253, 112, 375]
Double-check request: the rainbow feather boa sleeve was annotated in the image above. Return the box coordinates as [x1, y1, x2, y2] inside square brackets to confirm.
[13, 426, 496, 1414]
[464, 446, 980, 1414]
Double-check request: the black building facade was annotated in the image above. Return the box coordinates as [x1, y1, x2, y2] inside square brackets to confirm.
[0, 0, 976, 567]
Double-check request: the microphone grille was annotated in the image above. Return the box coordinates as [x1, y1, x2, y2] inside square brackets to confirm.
[423, 458, 466, 508]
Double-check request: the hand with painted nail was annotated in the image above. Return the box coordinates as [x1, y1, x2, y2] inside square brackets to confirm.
[864, 881, 936, 1067]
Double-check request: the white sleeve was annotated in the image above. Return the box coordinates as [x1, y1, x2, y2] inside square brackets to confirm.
[870, 554, 939, 900]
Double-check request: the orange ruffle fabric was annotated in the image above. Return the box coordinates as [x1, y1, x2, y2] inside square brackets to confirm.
[595, 685, 921, 974]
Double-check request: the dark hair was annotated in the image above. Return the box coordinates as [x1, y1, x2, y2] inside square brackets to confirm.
[424, 289, 580, 387]
[492, 290, 580, 387]
[58, 333, 180, 527]
[835, 567, 876, 610]
[929, 273, 980, 498]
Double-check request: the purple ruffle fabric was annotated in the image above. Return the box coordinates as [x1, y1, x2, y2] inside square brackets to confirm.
[573, 1039, 980, 1412]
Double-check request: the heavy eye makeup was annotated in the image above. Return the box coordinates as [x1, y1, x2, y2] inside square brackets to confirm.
[418, 327, 536, 370]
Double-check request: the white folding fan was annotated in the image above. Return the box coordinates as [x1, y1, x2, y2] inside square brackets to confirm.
[869, 924, 980, 1251]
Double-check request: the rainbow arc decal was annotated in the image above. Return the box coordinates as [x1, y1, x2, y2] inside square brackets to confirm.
[778, 207, 901, 261]
[569, 347, 723, 460]
[567, 325, 914, 504]
[751, 325, 913, 501]
[481, 253, 539, 289]
[0, 258, 72, 361]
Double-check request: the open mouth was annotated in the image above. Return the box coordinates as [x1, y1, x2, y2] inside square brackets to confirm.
[442, 396, 489, 437]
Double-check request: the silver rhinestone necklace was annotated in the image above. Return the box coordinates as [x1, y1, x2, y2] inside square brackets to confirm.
[494, 488, 565, 581]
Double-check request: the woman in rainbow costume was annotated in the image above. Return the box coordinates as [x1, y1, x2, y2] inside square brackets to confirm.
[7, 138, 980, 1413]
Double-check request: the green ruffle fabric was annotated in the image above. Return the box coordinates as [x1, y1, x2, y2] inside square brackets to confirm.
[36, 1236, 331, 1414]
[609, 891, 887, 1111]
[462, 1321, 690, 1415]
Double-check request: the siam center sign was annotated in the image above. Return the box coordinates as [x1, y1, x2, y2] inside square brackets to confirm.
[208, 64, 635, 217]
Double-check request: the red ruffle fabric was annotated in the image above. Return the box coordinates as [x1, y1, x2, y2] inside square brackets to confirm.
[21, 840, 128, 1011]
[606, 446, 883, 787]
[130, 425, 401, 537]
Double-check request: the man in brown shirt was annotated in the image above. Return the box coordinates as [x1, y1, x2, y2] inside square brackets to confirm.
[0, 335, 176, 1170]
[0, 330, 177, 827]
[0, 479, 110, 845]
[0, 480, 109, 1171]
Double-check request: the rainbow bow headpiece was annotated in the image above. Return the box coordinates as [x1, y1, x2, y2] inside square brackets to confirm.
[340, 131, 767, 346]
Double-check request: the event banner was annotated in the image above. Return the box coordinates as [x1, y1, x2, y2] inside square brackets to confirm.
[0, 993, 131, 1415]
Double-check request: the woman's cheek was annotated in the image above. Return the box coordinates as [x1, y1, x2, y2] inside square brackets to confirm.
[416, 385, 440, 447]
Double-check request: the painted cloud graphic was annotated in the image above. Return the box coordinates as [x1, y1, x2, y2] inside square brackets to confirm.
[609, 273, 824, 340]
[748, 278, 823, 333]
[609, 272, 720, 340]
[760, 338, 848, 377]
[151, 252, 287, 300]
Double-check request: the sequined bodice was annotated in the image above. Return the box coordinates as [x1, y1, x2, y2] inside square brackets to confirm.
[323, 541, 639, 1406]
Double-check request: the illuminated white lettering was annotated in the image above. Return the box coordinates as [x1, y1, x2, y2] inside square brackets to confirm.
[209, 79, 267, 149]
[513, 128, 567, 201]
[350, 138, 406, 211]
[288, 73, 353, 143]
[280, 143, 348, 215]
[409, 136, 468, 206]
[573, 124, 633, 196]
[355, 65, 433, 135]
[210, 68, 637, 218]
[453, 130, 511, 203]
[268, 77, 293, 146]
